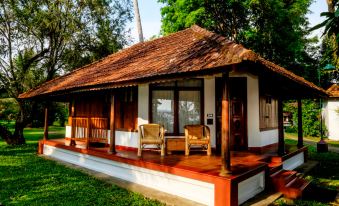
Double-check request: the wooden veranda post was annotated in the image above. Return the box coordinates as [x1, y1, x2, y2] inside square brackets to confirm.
[297, 99, 303, 148]
[43, 107, 49, 141]
[109, 94, 116, 154]
[278, 98, 285, 155]
[220, 72, 231, 176]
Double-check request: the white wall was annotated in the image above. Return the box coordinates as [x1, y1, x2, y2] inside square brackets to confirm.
[138, 84, 149, 126]
[283, 152, 304, 170]
[204, 77, 216, 148]
[324, 99, 339, 140]
[43, 145, 215, 206]
[259, 129, 278, 146]
[238, 171, 265, 205]
[115, 131, 139, 148]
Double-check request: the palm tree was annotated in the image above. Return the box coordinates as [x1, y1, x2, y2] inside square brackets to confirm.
[133, 0, 144, 42]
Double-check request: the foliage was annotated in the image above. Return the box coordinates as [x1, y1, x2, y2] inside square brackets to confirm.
[284, 100, 326, 137]
[159, 0, 319, 83]
[274, 139, 339, 205]
[0, 98, 19, 123]
[31, 102, 69, 128]
[0, 127, 162, 205]
[0, 0, 132, 144]
[311, 1, 339, 87]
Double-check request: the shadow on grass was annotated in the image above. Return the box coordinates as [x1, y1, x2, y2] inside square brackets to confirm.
[302, 183, 337, 203]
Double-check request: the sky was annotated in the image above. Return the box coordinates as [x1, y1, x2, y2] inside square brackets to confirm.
[128, 0, 329, 44]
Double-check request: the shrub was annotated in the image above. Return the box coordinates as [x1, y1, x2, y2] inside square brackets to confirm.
[284, 99, 326, 137]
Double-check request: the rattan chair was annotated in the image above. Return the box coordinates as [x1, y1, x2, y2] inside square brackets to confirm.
[138, 124, 165, 157]
[184, 125, 211, 156]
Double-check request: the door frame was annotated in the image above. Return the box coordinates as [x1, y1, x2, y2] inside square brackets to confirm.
[215, 77, 248, 153]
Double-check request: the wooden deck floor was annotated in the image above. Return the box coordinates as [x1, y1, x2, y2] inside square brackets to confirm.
[43, 139, 273, 180]
[41, 138, 306, 182]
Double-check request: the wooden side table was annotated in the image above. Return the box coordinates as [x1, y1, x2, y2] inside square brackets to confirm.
[166, 137, 185, 154]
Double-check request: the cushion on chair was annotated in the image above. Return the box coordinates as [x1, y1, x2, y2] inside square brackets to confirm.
[185, 125, 204, 140]
[141, 139, 163, 144]
[143, 124, 160, 140]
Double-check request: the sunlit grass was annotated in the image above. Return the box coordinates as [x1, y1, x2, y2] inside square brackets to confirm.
[0, 125, 162, 206]
[273, 139, 339, 205]
[285, 132, 339, 148]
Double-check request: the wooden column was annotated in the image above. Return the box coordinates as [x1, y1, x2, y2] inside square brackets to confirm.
[278, 98, 285, 155]
[220, 72, 231, 176]
[109, 94, 116, 154]
[297, 99, 303, 148]
[70, 99, 75, 146]
[43, 107, 49, 141]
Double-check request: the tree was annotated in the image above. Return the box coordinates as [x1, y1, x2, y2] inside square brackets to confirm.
[159, 0, 318, 82]
[0, 0, 132, 145]
[311, 0, 338, 86]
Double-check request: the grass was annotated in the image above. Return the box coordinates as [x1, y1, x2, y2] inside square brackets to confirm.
[1, 122, 338, 205]
[285, 132, 339, 148]
[273, 139, 339, 206]
[0, 124, 162, 206]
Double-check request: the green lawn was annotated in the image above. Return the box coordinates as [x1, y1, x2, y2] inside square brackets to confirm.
[1, 125, 338, 205]
[285, 132, 339, 148]
[0, 125, 162, 206]
[273, 139, 339, 206]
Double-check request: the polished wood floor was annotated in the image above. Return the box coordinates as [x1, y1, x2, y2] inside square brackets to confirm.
[43, 138, 304, 181]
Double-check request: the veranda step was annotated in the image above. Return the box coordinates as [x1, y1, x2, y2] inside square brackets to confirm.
[268, 162, 283, 175]
[271, 170, 297, 191]
[282, 177, 311, 199]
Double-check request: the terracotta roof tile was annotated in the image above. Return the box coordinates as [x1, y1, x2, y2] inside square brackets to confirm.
[19, 25, 326, 99]
[327, 84, 339, 97]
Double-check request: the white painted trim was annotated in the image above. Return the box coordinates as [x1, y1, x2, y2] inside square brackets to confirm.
[238, 171, 265, 205]
[324, 99, 339, 140]
[283, 152, 304, 170]
[204, 77, 216, 148]
[43, 145, 214, 206]
[65, 125, 71, 138]
[259, 129, 278, 146]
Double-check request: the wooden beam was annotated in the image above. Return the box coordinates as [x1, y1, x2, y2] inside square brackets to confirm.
[43, 107, 48, 141]
[297, 99, 303, 148]
[71, 99, 75, 116]
[220, 72, 231, 176]
[278, 98, 285, 155]
[109, 94, 116, 154]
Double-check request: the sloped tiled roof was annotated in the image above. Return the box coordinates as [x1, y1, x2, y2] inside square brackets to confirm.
[327, 84, 339, 97]
[19, 25, 327, 99]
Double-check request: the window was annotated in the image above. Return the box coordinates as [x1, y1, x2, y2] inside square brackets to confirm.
[259, 95, 278, 130]
[150, 79, 203, 135]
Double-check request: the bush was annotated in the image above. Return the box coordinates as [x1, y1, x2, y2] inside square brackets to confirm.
[284, 99, 326, 137]
[0, 98, 19, 123]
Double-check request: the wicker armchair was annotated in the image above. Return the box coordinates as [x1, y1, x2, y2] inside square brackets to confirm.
[138, 124, 165, 157]
[184, 125, 211, 156]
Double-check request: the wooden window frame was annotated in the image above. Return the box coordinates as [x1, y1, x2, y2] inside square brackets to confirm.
[149, 79, 204, 136]
[259, 94, 278, 131]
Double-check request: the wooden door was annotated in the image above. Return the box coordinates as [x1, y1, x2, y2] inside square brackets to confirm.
[216, 77, 247, 152]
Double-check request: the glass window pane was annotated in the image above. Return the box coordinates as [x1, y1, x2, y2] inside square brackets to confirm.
[177, 79, 202, 87]
[152, 90, 174, 133]
[179, 91, 201, 133]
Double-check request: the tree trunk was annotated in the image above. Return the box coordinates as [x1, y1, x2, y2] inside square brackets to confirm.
[133, 0, 144, 43]
[12, 119, 26, 144]
[0, 100, 32, 145]
[327, 0, 335, 13]
[0, 124, 15, 144]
